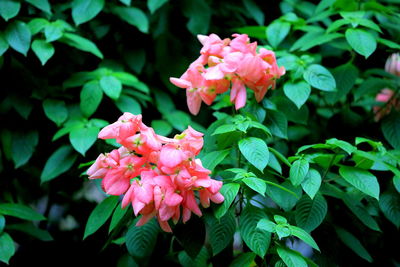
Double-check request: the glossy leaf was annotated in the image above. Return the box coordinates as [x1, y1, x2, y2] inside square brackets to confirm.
[336, 227, 372, 262]
[26, 0, 51, 13]
[206, 211, 236, 255]
[277, 246, 307, 267]
[5, 21, 31, 56]
[112, 7, 149, 33]
[69, 125, 99, 156]
[242, 177, 266, 196]
[41, 145, 78, 183]
[0, 233, 15, 265]
[0, 0, 20, 21]
[147, 0, 168, 13]
[0, 203, 45, 221]
[80, 81, 103, 118]
[379, 192, 400, 228]
[201, 149, 230, 172]
[267, 20, 290, 48]
[283, 81, 311, 109]
[382, 113, 400, 150]
[72, 0, 105, 25]
[60, 33, 103, 58]
[339, 166, 380, 200]
[215, 183, 240, 219]
[239, 137, 269, 172]
[11, 131, 38, 169]
[295, 194, 327, 232]
[32, 40, 55, 65]
[345, 29, 376, 58]
[289, 225, 320, 251]
[115, 95, 141, 115]
[301, 169, 322, 199]
[100, 76, 122, 100]
[304, 64, 336, 92]
[289, 159, 309, 186]
[42, 99, 68, 126]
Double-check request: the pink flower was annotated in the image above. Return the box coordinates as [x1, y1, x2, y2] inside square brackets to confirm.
[98, 113, 142, 140]
[385, 53, 400, 76]
[373, 88, 400, 121]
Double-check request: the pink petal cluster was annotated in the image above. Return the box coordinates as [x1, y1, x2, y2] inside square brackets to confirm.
[170, 33, 285, 115]
[373, 88, 400, 121]
[87, 113, 224, 232]
[385, 53, 400, 76]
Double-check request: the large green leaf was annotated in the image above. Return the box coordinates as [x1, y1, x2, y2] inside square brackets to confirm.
[343, 194, 381, 231]
[5, 21, 31, 56]
[26, 0, 51, 13]
[147, 0, 168, 13]
[381, 113, 400, 150]
[0, 233, 15, 265]
[267, 20, 290, 48]
[0, 203, 45, 221]
[126, 218, 159, 258]
[59, 33, 103, 58]
[283, 81, 311, 109]
[345, 29, 376, 58]
[111, 6, 149, 33]
[100, 75, 122, 100]
[0, 0, 20, 21]
[265, 110, 288, 139]
[328, 63, 358, 103]
[6, 222, 53, 241]
[215, 183, 240, 219]
[72, 0, 105, 25]
[83, 196, 119, 239]
[339, 166, 380, 200]
[242, 177, 266, 196]
[266, 181, 302, 211]
[289, 225, 320, 251]
[181, 0, 211, 34]
[201, 149, 230, 172]
[240, 207, 271, 258]
[80, 81, 103, 118]
[109, 205, 129, 233]
[151, 120, 172, 136]
[289, 159, 309, 186]
[295, 194, 327, 232]
[336, 227, 372, 262]
[239, 137, 269, 172]
[115, 95, 141, 115]
[69, 125, 99, 156]
[243, 0, 264, 25]
[301, 169, 321, 199]
[277, 246, 307, 267]
[32, 40, 55, 65]
[379, 192, 400, 228]
[229, 252, 256, 267]
[303, 64, 336, 92]
[206, 211, 236, 255]
[11, 131, 38, 168]
[41, 145, 78, 183]
[42, 99, 68, 126]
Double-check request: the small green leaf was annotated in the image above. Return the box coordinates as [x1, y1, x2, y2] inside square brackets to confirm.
[394, 176, 400, 193]
[147, 0, 168, 13]
[0, 0, 20, 21]
[289, 226, 320, 251]
[379, 192, 400, 228]
[0, 233, 15, 265]
[243, 0, 264, 25]
[381, 113, 400, 150]
[28, 18, 49, 35]
[84, 196, 119, 239]
[26, 0, 51, 13]
[166, 111, 190, 132]
[275, 224, 291, 239]
[301, 169, 321, 199]
[5, 21, 31, 56]
[201, 149, 230, 172]
[326, 138, 356, 154]
[212, 124, 237, 135]
[59, 33, 103, 58]
[69, 125, 99, 156]
[277, 246, 307, 267]
[126, 218, 159, 258]
[115, 95, 141, 115]
[0, 203, 45, 221]
[266, 110, 288, 139]
[215, 183, 240, 219]
[80, 81, 103, 118]
[239, 137, 269, 172]
[111, 6, 149, 33]
[72, 0, 105, 25]
[283, 81, 311, 109]
[32, 40, 54, 65]
[109, 205, 129, 233]
[267, 20, 290, 48]
[339, 166, 380, 200]
[0, 33, 9, 56]
[44, 22, 63, 42]
[266, 181, 301, 211]
[289, 159, 309, 186]
[6, 222, 53, 241]
[274, 215, 287, 224]
[100, 76, 122, 100]
[345, 29, 376, 58]
[42, 99, 68, 126]
[336, 227, 372, 262]
[41, 145, 78, 183]
[257, 218, 276, 233]
[343, 194, 381, 231]
[242, 177, 266, 196]
[295, 194, 327, 232]
[303, 64, 336, 92]
[11, 131, 38, 168]
[151, 120, 172, 136]
[206, 211, 236, 255]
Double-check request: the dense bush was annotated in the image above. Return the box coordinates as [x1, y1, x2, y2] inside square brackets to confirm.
[0, 0, 399, 266]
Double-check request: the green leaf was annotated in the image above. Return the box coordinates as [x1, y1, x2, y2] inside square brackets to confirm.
[326, 138, 356, 154]
[0, 0, 20, 21]
[80, 81, 103, 118]
[5, 21, 31, 56]
[69, 125, 99, 156]
[303, 64, 336, 92]
[215, 183, 240, 219]
[126, 218, 159, 258]
[289, 226, 320, 251]
[239, 137, 269, 172]
[59, 33, 103, 58]
[165, 111, 190, 132]
[206, 211, 236, 255]
[328, 63, 358, 103]
[301, 169, 321, 199]
[0, 215, 4, 234]
[83, 196, 119, 239]
[257, 218, 276, 233]
[6, 222, 53, 241]
[0, 33, 9, 56]
[41, 145, 78, 183]
[267, 152, 282, 174]
[212, 124, 237, 135]
[274, 215, 287, 224]
[0, 203, 45, 221]
[151, 120, 172, 136]
[147, 0, 168, 13]
[266, 181, 301, 211]
[336, 227, 372, 262]
[339, 166, 380, 200]
[32, 40, 54, 65]
[267, 21, 290, 48]
[26, 0, 51, 13]
[11, 131, 38, 168]
[379, 192, 400, 228]
[243, 0, 264, 25]
[266, 110, 288, 139]
[275, 224, 291, 239]
[100, 76, 122, 100]
[181, 0, 211, 34]
[115, 95, 141, 115]
[240, 207, 271, 257]
[28, 18, 49, 35]
[342, 194, 381, 231]
[111, 6, 149, 33]
[295, 194, 327, 232]
[345, 29, 376, 58]
[42, 99, 68, 126]
[242, 177, 266, 196]
[229, 252, 256, 267]
[72, 0, 105, 25]
[0, 233, 15, 265]
[109, 205, 129, 233]
[44, 22, 64, 42]
[283, 81, 311, 109]
[394, 176, 400, 193]
[382, 113, 400, 150]
[249, 121, 272, 137]
[378, 38, 400, 49]
[235, 26, 267, 39]
[201, 149, 230, 172]
[277, 246, 307, 267]
[289, 159, 309, 186]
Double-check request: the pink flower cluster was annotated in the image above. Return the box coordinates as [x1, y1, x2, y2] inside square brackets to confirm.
[170, 33, 285, 115]
[87, 113, 224, 232]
